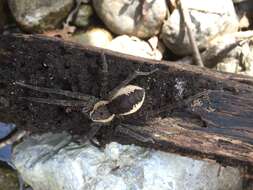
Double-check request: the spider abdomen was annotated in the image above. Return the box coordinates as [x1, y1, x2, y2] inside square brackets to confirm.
[107, 85, 145, 116]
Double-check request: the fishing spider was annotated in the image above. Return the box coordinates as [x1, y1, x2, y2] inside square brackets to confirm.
[16, 53, 158, 150]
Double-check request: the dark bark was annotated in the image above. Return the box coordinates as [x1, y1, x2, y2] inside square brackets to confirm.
[0, 34, 253, 173]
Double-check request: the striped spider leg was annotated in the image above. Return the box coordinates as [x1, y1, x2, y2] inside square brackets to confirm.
[15, 81, 99, 118]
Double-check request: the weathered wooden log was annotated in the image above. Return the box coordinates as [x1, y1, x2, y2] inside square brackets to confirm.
[0, 34, 253, 174]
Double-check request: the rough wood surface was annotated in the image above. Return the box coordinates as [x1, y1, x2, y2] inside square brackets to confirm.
[0, 34, 253, 172]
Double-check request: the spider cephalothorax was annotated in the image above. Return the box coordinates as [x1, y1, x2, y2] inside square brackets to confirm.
[89, 85, 145, 123]
[89, 100, 112, 123]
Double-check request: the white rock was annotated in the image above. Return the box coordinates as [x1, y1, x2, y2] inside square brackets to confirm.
[161, 0, 239, 55]
[106, 35, 164, 60]
[216, 41, 253, 76]
[12, 132, 243, 190]
[216, 58, 240, 73]
[201, 31, 253, 75]
[72, 27, 113, 48]
[92, 0, 168, 38]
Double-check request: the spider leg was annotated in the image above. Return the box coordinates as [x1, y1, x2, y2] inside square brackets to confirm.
[15, 81, 98, 102]
[100, 52, 109, 98]
[90, 139, 102, 148]
[86, 122, 103, 142]
[115, 124, 154, 143]
[106, 68, 159, 100]
[19, 97, 91, 108]
[66, 123, 104, 150]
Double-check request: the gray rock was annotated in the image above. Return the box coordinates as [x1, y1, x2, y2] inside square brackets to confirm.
[74, 4, 94, 28]
[92, 0, 168, 38]
[12, 133, 243, 190]
[8, 0, 74, 32]
[161, 0, 239, 56]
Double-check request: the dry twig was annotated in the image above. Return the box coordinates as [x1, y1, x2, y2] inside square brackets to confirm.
[177, 0, 204, 67]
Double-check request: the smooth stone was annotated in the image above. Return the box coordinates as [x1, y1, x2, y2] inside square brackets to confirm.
[74, 4, 94, 28]
[106, 35, 164, 60]
[92, 0, 168, 38]
[8, 0, 74, 32]
[161, 0, 239, 55]
[72, 27, 113, 48]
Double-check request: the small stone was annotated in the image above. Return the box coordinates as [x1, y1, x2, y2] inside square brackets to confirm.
[206, 32, 253, 75]
[106, 35, 164, 60]
[74, 4, 94, 28]
[72, 27, 113, 48]
[216, 58, 240, 73]
[92, 0, 168, 38]
[161, 0, 239, 56]
[8, 0, 74, 32]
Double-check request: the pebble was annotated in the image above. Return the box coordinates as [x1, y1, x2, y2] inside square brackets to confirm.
[161, 0, 239, 56]
[72, 27, 113, 48]
[8, 0, 74, 32]
[107, 35, 164, 60]
[92, 0, 168, 38]
[74, 4, 94, 28]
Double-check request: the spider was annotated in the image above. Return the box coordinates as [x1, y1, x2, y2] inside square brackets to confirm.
[15, 53, 158, 149]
